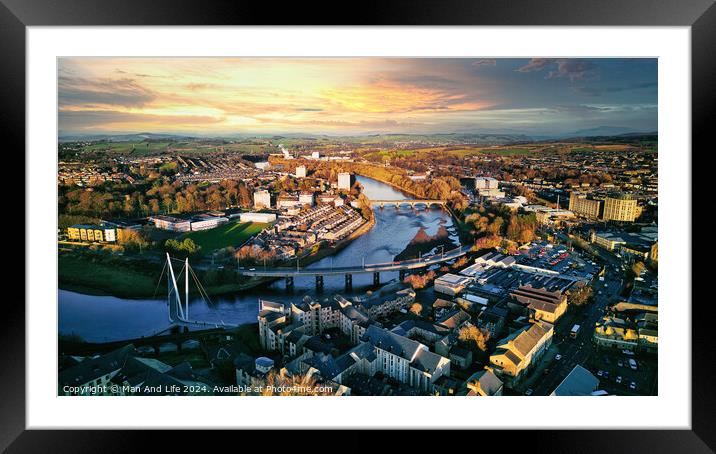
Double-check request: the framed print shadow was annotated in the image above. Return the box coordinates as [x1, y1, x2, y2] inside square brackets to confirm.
[4, 0, 714, 451]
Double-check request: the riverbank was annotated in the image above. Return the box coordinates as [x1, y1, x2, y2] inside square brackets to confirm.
[58, 253, 273, 299]
[58, 214, 377, 299]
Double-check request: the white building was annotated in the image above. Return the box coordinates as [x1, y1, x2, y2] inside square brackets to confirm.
[475, 177, 499, 190]
[295, 165, 307, 178]
[277, 195, 302, 209]
[239, 212, 277, 223]
[478, 188, 505, 199]
[151, 215, 192, 232]
[338, 172, 353, 190]
[190, 214, 229, 231]
[434, 273, 472, 296]
[253, 190, 272, 209]
[299, 192, 315, 206]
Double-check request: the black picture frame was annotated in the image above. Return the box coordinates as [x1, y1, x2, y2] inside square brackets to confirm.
[3, 0, 712, 451]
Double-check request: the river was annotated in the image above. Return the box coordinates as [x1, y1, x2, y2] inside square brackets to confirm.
[58, 175, 460, 342]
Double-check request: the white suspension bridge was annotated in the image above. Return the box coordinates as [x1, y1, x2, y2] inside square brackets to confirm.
[159, 253, 239, 330]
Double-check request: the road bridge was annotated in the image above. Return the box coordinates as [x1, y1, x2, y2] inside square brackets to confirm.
[368, 199, 447, 208]
[238, 245, 470, 290]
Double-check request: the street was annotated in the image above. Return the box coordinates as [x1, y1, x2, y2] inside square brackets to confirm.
[523, 246, 654, 396]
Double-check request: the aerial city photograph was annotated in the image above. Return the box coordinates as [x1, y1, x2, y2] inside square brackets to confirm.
[57, 57, 658, 397]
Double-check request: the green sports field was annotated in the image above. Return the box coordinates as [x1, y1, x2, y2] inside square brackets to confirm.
[182, 221, 269, 251]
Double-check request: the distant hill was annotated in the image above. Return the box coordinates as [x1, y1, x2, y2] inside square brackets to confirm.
[58, 132, 198, 143]
[566, 126, 641, 137]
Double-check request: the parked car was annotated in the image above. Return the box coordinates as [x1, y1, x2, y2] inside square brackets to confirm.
[630, 381, 637, 391]
[616, 376, 623, 384]
[555, 354, 562, 361]
[525, 389, 533, 396]
[617, 360, 624, 368]
[597, 370, 604, 377]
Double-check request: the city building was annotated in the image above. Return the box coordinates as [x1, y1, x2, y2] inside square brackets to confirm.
[295, 165, 307, 178]
[534, 208, 576, 226]
[253, 189, 272, 209]
[590, 226, 657, 260]
[475, 177, 499, 190]
[257, 300, 290, 351]
[337, 172, 354, 190]
[361, 325, 451, 392]
[550, 365, 600, 396]
[277, 194, 302, 209]
[352, 282, 416, 319]
[189, 213, 229, 231]
[67, 224, 117, 243]
[239, 212, 277, 223]
[299, 191, 315, 206]
[59, 344, 213, 396]
[602, 193, 639, 222]
[510, 284, 568, 324]
[489, 321, 553, 386]
[462, 369, 504, 396]
[434, 273, 473, 296]
[150, 215, 191, 232]
[58, 344, 135, 395]
[100, 219, 142, 242]
[568, 192, 603, 218]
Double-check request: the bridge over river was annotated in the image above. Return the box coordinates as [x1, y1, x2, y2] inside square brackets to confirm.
[238, 245, 470, 290]
[368, 199, 447, 208]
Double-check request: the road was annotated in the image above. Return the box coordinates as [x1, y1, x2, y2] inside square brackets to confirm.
[530, 244, 626, 396]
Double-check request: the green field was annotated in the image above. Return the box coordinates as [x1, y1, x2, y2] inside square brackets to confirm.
[58, 254, 160, 298]
[58, 252, 267, 298]
[182, 221, 269, 251]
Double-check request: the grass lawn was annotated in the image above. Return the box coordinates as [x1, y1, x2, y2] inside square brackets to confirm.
[58, 254, 160, 298]
[182, 221, 269, 252]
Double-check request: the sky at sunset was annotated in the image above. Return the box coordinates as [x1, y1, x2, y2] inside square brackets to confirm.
[58, 58, 657, 137]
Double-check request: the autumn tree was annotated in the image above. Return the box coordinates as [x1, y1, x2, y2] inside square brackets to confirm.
[458, 325, 490, 352]
[631, 261, 646, 276]
[567, 285, 593, 306]
[403, 270, 437, 290]
[244, 369, 334, 396]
